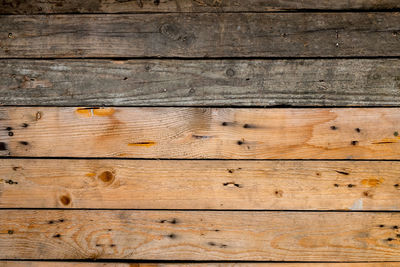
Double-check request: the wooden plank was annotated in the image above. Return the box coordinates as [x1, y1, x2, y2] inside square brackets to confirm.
[2, 107, 400, 159]
[1, 159, 399, 210]
[1, 210, 400, 260]
[1, 13, 400, 58]
[1, 0, 400, 14]
[2, 59, 400, 107]
[2, 263, 400, 267]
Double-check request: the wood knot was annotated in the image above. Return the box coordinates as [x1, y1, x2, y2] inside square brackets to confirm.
[98, 171, 114, 183]
[60, 195, 71, 206]
[226, 68, 235, 77]
[159, 23, 195, 46]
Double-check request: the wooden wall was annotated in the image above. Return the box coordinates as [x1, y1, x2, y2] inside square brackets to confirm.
[1, 0, 400, 266]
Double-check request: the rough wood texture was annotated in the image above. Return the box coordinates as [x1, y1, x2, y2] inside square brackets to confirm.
[2, 107, 400, 159]
[2, 263, 400, 267]
[1, 210, 400, 261]
[1, 13, 400, 58]
[1, 159, 399, 210]
[2, 59, 400, 106]
[1, 0, 400, 14]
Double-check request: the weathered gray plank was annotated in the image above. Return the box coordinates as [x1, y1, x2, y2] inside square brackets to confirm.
[1, 59, 400, 106]
[1, 210, 400, 261]
[1, 0, 400, 14]
[1, 13, 400, 58]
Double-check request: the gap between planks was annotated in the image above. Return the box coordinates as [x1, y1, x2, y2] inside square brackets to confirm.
[0, 0, 400, 14]
[1, 262, 400, 266]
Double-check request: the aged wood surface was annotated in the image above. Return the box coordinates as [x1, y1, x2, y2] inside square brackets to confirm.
[1, 13, 400, 58]
[2, 263, 400, 267]
[1, 210, 400, 261]
[2, 59, 400, 106]
[2, 107, 400, 159]
[1, 0, 400, 14]
[0, 159, 399, 210]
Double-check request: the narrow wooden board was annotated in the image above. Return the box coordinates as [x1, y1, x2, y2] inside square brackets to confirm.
[2, 262, 400, 267]
[1, 0, 400, 14]
[1, 159, 399, 210]
[1, 210, 400, 261]
[2, 59, 400, 106]
[1, 13, 400, 58]
[2, 107, 400, 159]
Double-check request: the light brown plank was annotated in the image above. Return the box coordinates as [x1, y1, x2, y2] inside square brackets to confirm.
[1, 13, 400, 58]
[2, 263, 400, 267]
[1, 59, 400, 106]
[1, 107, 400, 159]
[1, 159, 399, 210]
[1, 0, 400, 14]
[1, 210, 400, 261]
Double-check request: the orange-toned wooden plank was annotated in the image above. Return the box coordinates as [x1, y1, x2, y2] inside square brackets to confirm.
[1, 210, 400, 261]
[1, 107, 400, 159]
[0, 159, 399, 210]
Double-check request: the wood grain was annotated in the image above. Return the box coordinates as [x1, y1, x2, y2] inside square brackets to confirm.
[1, 0, 400, 14]
[2, 107, 400, 159]
[1, 13, 400, 58]
[1, 210, 400, 261]
[1, 159, 399, 210]
[2, 263, 400, 267]
[2, 59, 400, 106]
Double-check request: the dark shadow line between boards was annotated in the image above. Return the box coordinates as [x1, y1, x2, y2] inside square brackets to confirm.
[4, 105, 400, 108]
[2, 9, 400, 15]
[1, 259, 399, 263]
[0, 208, 399, 212]
[2, 56, 400, 61]
[3, 157, 400, 161]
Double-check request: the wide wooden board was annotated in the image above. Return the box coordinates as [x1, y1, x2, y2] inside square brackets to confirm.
[1, 210, 400, 261]
[1, 13, 400, 58]
[0, 159, 399, 210]
[1, 59, 400, 106]
[1, 0, 400, 14]
[1, 107, 400, 159]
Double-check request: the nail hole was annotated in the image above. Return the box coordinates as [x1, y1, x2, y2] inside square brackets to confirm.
[168, 233, 177, 239]
[0, 142, 7, 150]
